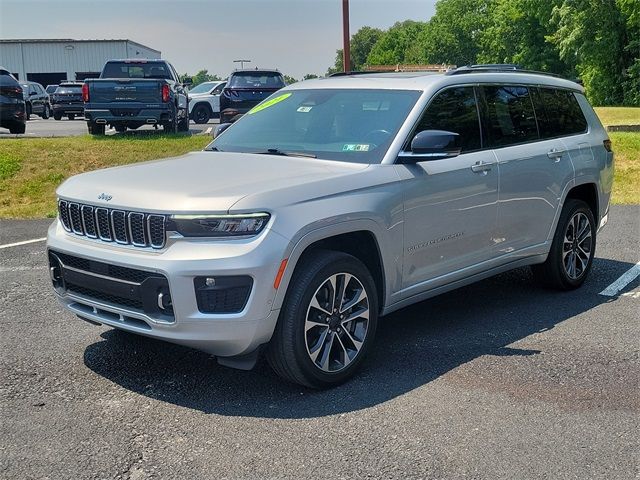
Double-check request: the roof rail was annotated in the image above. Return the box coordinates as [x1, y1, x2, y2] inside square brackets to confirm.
[328, 71, 388, 77]
[446, 64, 563, 78]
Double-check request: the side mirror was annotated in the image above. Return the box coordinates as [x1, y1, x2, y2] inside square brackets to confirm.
[182, 76, 193, 86]
[398, 130, 461, 164]
[213, 122, 232, 138]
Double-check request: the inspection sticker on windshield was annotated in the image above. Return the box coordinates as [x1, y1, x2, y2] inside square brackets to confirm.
[297, 106, 313, 113]
[342, 144, 370, 152]
[248, 93, 292, 114]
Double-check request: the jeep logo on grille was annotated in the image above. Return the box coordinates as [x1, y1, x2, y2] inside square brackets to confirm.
[97, 193, 113, 202]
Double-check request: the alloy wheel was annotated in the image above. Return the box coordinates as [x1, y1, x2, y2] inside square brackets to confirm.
[304, 273, 370, 373]
[562, 212, 593, 280]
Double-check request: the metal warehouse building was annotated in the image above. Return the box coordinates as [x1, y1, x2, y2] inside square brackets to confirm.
[0, 39, 161, 87]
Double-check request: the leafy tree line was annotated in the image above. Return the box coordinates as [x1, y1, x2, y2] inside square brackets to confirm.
[329, 0, 639, 106]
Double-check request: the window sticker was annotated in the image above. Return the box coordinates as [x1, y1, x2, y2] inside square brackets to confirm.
[297, 106, 313, 113]
[342, 144, 371, 152]
[248, 93, 292, 114]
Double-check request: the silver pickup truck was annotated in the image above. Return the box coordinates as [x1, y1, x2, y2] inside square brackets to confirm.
[48, 66, 613, 388]
[82, 59, 190, 135]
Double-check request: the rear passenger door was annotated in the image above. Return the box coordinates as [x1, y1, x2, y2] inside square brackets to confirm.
[398, 86, 499, 289]
[482, 85, 573, 254]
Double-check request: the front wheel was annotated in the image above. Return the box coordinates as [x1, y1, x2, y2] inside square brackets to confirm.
[266, 250, 378, 388]
[41, 104, 50, 119]
[192, 104, 210, 124]
[68, 114, 75, 120]
[532, 199, 596, 290]
[53, 112, 62, 121]
[9, 122, 26, 134]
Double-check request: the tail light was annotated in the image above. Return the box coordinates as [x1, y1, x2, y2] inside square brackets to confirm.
[603, 139, 612, 152]
[161, 84, 170, 103]
[82, 83, 89, 102]
[0, 85, 22, 99]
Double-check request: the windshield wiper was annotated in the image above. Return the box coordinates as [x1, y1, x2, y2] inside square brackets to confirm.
[255, 148, 316, 159]
[207, 146, 223, 152]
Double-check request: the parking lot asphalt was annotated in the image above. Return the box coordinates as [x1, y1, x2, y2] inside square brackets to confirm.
[0, 116, 217, 138]
[1, 206, 639, 479]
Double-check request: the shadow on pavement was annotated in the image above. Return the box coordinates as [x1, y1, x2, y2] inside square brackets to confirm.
[84, 258, 637, 419]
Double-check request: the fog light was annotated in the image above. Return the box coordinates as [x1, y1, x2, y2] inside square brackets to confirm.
[205, 277, 216, 287]
[194, 276, 253, 314]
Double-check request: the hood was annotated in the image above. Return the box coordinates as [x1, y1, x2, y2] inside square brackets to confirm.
[57, 151, 369, 213]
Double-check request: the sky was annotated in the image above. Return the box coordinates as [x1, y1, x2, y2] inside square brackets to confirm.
[0, 0, 438, 79]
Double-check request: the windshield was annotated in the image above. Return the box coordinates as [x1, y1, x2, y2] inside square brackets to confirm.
[228, 72, 285, 89]
[189, 82, 216, 94]
[101, 61, 171, 79]
[208, 88, 421, 164]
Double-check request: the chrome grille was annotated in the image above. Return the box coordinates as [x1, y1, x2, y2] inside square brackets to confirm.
[58, 200, 166, 249]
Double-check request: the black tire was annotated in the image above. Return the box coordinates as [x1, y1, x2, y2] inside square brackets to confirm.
[9, 122, 26, 134]
[25, 103, 31, 120]
[163, 117, 178, 133]
[68, 114, 75, 120]
[192, 104, 210, 124]
[53, 112, 62, 121]
[41, 104, 50, 119]
[266, 250, 378, 389]
[115, 125, 127, 133]
[532, 199, 596, 290]
[178, 109, 190, 132]
[87, 122, 105, 136]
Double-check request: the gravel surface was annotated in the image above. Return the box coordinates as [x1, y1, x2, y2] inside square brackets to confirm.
[1, 206, 638, 479]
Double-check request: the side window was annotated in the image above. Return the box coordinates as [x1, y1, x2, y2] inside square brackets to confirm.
[482, 85, 538, 147]
[413, 86, 481, 153]
[534, 88, 588, 138]
[29, 84, 37, 95]
[212, 83, 225, 95]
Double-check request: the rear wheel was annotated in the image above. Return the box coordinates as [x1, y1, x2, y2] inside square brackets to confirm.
[532, 199, 596, 290]
[25, 103, 31, 120]
[68, 114, 75, 120]
[87, 122, 105, 136]
[266, 250, 378, 388]
[192, 104, 210, 124]
[9, 122, 26, 134]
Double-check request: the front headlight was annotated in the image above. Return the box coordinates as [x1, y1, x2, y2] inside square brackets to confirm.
[167, 213, 270, 238]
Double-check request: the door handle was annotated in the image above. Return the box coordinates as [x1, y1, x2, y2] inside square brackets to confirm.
[547, 148, 565, 161]
[471, 161, 494, 173]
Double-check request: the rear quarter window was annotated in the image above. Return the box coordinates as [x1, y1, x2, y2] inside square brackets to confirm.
[533, 88, 588, 138]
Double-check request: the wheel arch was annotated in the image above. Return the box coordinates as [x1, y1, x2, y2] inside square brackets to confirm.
[565, 182, 598, 222]
[273, 223, 388, 314]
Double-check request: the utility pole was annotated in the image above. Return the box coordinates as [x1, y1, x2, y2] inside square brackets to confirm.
[342, 0, 351, 73]
[233, 59, 251, 69]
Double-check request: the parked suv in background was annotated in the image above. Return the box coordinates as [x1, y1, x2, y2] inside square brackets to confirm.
[0, 67, 26, 134]
[188, 80, 226, 124]
[51, 82, 84, 120]
[46, 85, 59, 95]
[21, 81, 50, 119]
[48, 66, 613, 388]
[219, 69, 284, 123]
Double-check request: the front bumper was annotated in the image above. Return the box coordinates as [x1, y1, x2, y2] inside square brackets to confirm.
[47, 220, 287, 357]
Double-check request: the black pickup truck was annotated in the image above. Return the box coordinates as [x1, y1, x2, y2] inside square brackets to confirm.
[83, 59, 191, 135]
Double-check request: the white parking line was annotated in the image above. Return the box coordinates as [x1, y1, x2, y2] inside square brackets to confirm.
[0, 237, 46, 250]
[599, 261, 640, 297]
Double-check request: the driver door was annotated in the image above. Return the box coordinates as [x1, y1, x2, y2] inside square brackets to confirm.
[396, 86, 499, 290]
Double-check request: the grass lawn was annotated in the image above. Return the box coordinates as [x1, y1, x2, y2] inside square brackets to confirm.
[594, 107, 640, 126]
[0, 134, 210, 218]
[0, 108, 638, 219]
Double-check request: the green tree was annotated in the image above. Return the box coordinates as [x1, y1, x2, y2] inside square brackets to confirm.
[478, 0, 570, 75]
[548, 0, 635, 105]
[417, 0, 491, 66]
[182, 69, 222, 86]
[328, 26, 385, 74]
[303, 74, 320, 80]
[366, 21, 429, 65]
[283, 75, 298, 85]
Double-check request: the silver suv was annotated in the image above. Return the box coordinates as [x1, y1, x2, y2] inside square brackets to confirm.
[47, 66, 614, 388]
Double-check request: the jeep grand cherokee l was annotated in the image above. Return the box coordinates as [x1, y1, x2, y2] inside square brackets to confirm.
[47, 66, 613, 388]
